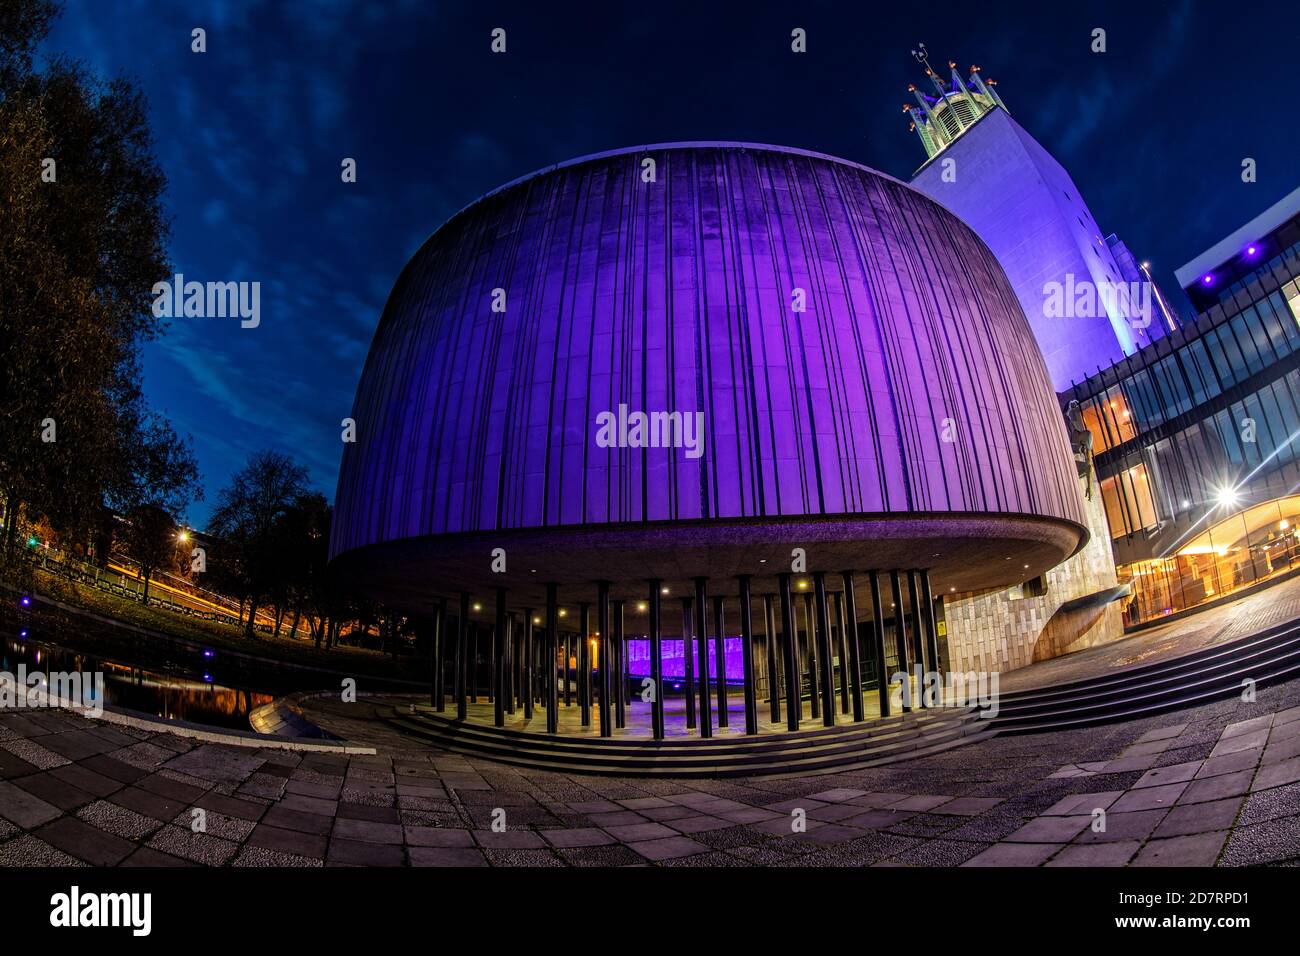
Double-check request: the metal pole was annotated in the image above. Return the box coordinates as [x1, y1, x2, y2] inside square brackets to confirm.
[778, 573, 800, 731]
[693, 577, 712, 738]
[840, 571, 865, 722]
[763, 592, 781, 725]
[505, 611, 515, 715]
[648, 579, 664, 741]
[868, 572, 890, 718]
[738, 576, 758, 735]
[813, 572, 836, 726]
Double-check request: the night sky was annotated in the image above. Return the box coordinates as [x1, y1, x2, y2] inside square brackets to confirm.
[40, 0, 1300, 528]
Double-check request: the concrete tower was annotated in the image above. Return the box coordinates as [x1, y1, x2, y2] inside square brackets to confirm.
[904, 46, 1156, 389]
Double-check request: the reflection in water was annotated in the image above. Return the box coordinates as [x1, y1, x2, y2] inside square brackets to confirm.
[2, 639, 273, 730]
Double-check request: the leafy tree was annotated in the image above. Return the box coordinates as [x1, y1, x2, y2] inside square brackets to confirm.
[121, 503, 176, 605]
[208, 451, 308, 639]
[0, 0, 199, 557]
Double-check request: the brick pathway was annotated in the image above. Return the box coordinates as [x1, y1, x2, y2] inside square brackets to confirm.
[4, 669, 1300, 866]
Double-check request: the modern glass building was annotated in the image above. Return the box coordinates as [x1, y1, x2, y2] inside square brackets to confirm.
[1059, 187, 1300, 624]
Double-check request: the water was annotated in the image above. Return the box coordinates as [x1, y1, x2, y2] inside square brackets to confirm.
[1, 637, 274, 730]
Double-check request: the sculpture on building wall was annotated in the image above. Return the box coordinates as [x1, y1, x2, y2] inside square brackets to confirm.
[1065, 400, 1094, 498]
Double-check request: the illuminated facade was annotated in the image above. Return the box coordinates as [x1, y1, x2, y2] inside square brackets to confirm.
[331, 141, 1095, 740]
[1060, 187, 1300, 624]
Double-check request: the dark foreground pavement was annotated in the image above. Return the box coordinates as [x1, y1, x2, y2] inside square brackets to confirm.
[3, 669, 1300, 867]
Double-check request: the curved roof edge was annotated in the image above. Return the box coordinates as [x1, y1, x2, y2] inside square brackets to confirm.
[425, 141, 910, 246]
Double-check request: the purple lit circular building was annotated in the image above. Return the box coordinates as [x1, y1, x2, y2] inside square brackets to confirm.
[332, 142, 1085, 743]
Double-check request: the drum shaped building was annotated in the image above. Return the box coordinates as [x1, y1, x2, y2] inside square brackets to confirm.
[330, 143, 1088, 738]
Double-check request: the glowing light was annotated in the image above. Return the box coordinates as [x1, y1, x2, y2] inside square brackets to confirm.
[1202, 274, 1214, 285]
[1216, 486, 1240, 509]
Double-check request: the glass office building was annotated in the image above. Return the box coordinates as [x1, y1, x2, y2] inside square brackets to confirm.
[1060, 189, 1300, 625]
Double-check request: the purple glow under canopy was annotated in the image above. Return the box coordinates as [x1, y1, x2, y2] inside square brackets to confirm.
[626, 637, 746, 684]
[331, 143, 1084, 604]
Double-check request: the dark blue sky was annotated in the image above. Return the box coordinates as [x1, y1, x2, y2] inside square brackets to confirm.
[42, 0, 1300, 528]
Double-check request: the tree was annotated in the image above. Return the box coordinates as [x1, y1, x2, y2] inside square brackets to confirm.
[208, 451, 308, 639]
[0, 0, 199, 557]
[121, 503, 176, 605]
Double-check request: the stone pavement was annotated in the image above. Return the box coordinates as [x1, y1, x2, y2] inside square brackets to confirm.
[3, 669, 1300, 866]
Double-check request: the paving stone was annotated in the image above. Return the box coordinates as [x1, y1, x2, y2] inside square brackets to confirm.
[76, 799, 163, 840]
[146, 824, 239, 865]
[1004, 813, 1093, 843]
[1133, 761, 1202, 789]
[1131, 830, 1228, 866]
[628, 835, 709, 861]
[327, 838, 404, 866]
[248, 823, 326, 859]
[1073, 809, 1167, 844]
[962, 842, 1063, 867]
[408, 846, 488, 866]
[1178, 769, 1254, 806]
[1152, 797, 1244, 839]
[35, 817, 135, 865]
[333, 817, 404, 844]
[1110, 782, 1188, 812]
[0, 780, 61, 828]
[1253, 756, 1300, 792]
[1045, 841, 1140, 867]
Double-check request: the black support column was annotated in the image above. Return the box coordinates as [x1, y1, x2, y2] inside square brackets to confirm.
[738, 576, 758, 735]
[597, 582, 612, 737]
[840, 571, 865, 722]
[762, 593, 781, 725]
[907, 570, 929, 708]
[433, 597, 447, 711]
[545, 584, 559, 734]
[712, 595, 728, 729]
[778, 574, 800, 731]
[868, 572, 890, 718]
[680, 598, 696, 729]
[648, 579, 665, 741]
[813, 572, 836, 727]
[889, 571, 912, 712]
[522, 608, 534, 720]
[693, 578, 712, 738]
[455, 592, 469, 721]
[802, 591, 820, 719]
[920, 570, 942, 679]
[578, 602, 591, 727]
[613, 600, 626, 730]
[832, 590, 850, 714]
[505, 611, 515, 715]
[493, 588, 507, 727]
